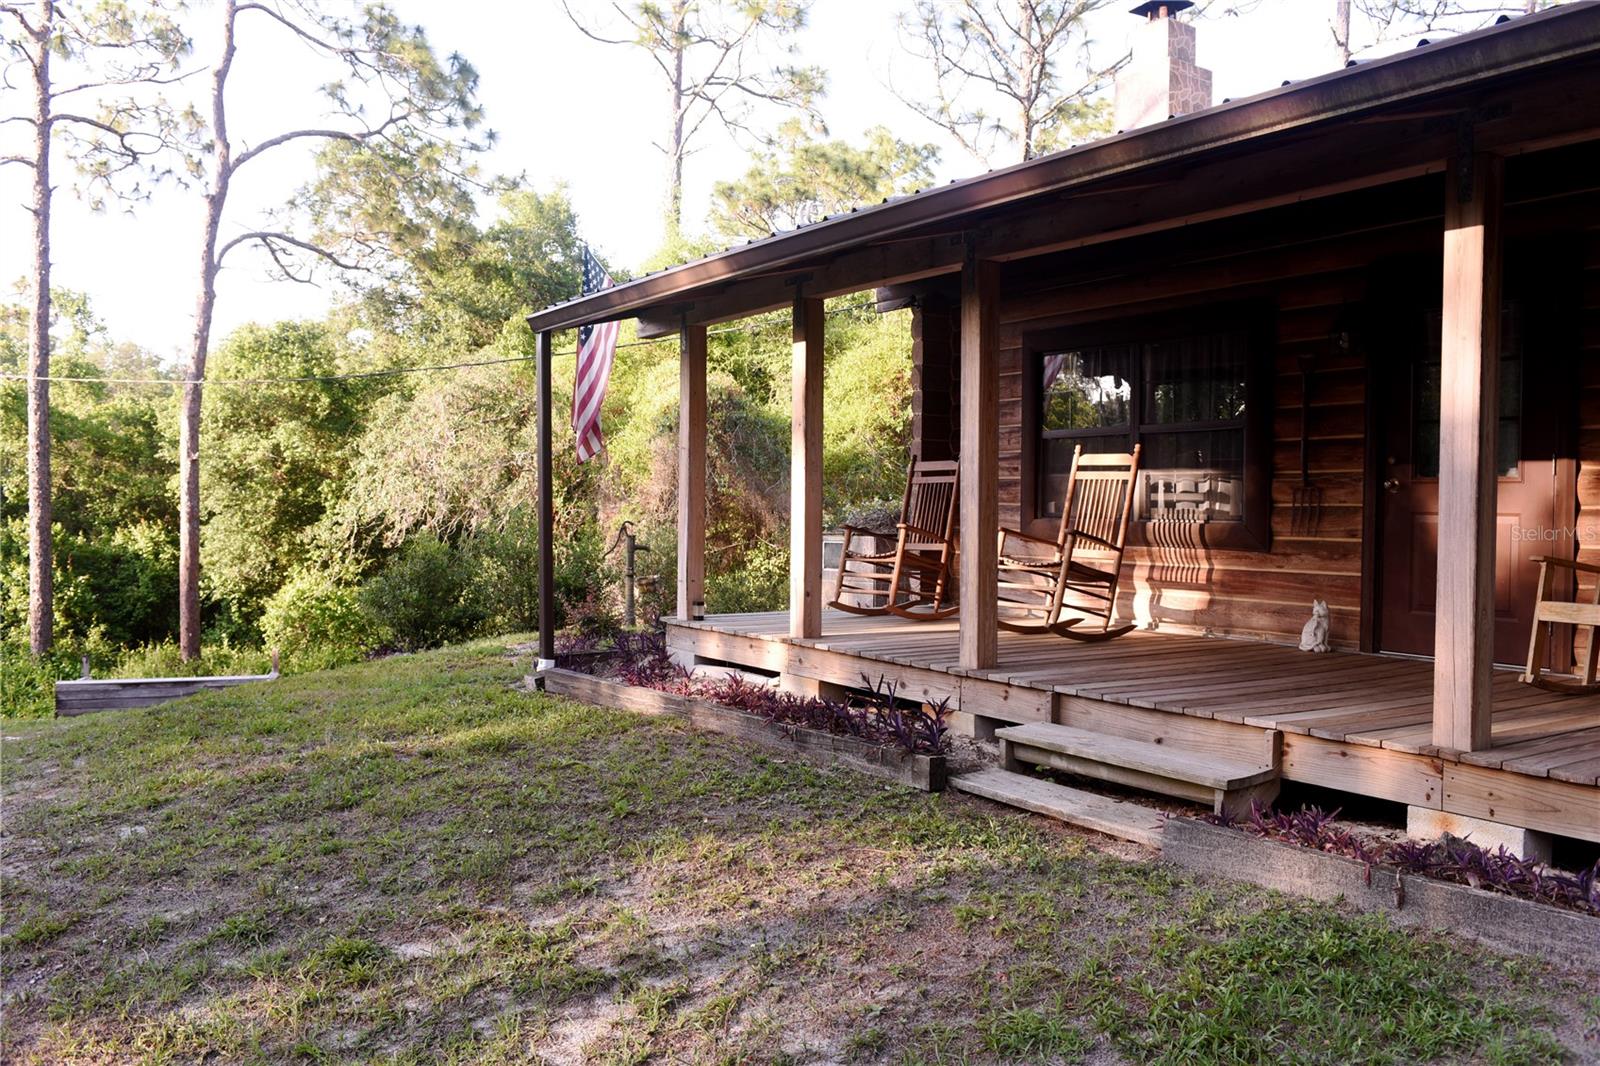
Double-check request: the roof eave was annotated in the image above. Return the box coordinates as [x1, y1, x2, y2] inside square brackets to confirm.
[526, 2, 1600, 335]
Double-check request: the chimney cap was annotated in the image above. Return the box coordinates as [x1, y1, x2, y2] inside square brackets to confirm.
[1130, 1, 1194, 16]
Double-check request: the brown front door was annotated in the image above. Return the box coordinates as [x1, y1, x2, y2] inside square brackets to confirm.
[1377, 299, 1571, 665]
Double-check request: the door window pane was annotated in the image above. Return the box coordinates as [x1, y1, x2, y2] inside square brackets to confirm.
[1413, 308, 1521, 480]
[1412, 353, 1441, 479]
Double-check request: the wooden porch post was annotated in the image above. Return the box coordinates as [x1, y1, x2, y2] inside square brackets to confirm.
[791, 294, 824, 638]
[1432, 153, 1503, 752]
[959, 242, 999, 670]
[536, 329, 556, 668]
[677, 320, 707, 622]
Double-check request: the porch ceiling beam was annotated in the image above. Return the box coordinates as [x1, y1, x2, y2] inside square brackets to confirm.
[635, 234, 964, 339]
[791, 294, 825, 639]
[677, 321, 707, 624]
[959, 242, 1000, 670]
[1432, 152, 1503, 753]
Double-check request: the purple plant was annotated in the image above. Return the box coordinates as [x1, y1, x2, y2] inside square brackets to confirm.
[1211, 802, 1600, 916]
[1385, 837, 1600, 915]
[1242, 804, 1379, 864]
[565, 628, 949, 754]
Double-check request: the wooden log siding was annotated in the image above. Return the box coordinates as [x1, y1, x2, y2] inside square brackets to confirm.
[992, 256, 1377, 649]
[968, 179, 1600, 651]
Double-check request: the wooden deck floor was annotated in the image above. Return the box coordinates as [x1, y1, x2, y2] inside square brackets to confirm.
[666, 610, 1600, 790]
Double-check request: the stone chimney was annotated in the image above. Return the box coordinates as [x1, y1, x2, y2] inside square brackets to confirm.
[1113, 1, 1213, 133]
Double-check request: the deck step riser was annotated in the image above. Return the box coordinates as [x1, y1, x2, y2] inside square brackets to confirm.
[950, 769, 1165, 847]
[995, 723, 1279, 789]
[1004, 741, 1219, 807]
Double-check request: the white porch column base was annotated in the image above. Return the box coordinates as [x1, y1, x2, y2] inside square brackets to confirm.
[1406, 806, 1552, 863]
[778, 675, 848, 700]
[945, 710, 1003, 742]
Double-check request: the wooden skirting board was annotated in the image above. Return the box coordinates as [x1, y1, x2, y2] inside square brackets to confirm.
[667, 612, 1600, 842]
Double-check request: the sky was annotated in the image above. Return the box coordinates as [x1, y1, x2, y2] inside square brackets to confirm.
[0, 0, 1501, 361]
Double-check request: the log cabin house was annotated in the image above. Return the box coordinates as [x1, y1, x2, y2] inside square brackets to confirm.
[529, 4, 1600, 852]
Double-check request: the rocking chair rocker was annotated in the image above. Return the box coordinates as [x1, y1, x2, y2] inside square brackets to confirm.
[996, 444, 1141, 641]
[1520, 554, 1600, 695]
[830, 457, 959, 621]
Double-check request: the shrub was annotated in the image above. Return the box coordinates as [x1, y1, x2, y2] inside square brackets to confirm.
[706, 540, 788, 615]
[111, 641, 274, 680]
[469, 513, 623, 637]
[554, 522, 616, 631]
[0, 519, 178, 650]
[360, 534, 486, 651]
[260, 570, 378, 671]
[0, 644, 63, 719]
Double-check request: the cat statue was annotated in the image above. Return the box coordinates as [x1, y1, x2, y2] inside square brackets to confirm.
[1299, 598, 1331, 653]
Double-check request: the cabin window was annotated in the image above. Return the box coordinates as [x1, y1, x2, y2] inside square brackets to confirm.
[1029, 314, 1270, 551]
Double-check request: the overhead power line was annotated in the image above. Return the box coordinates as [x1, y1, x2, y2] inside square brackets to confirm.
[0, 299, 883, 388]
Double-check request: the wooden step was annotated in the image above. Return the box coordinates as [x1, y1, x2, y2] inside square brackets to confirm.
[950, 769, 1166, 847]
[995, 722, 1279, 817]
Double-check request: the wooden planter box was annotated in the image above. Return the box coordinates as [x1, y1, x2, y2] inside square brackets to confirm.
[56, 671, 277, 717]
[1163, 817, 1600, 960]
[540, 668, 946, 792]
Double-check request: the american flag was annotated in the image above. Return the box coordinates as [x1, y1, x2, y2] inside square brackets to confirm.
[572, 246, 620, 462]
[1042, 352, 1067, 389]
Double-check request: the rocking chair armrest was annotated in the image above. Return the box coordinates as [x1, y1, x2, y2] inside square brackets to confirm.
[897, 521, 950, 540]
[839, 524, 898, 541]
[998, 526, 1057, 549]
[1532, 555, 1600, 576]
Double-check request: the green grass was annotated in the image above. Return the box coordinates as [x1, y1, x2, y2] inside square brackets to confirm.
[1, 636, 1591, 1064]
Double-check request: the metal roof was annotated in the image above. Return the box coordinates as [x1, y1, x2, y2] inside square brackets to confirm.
[527, 2, 1600, 335]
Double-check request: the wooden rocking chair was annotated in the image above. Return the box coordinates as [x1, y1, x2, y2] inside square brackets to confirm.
[1520, 555, 1600, 694]
[996, 444, 1141, 640]
[830, 457, 959, 620]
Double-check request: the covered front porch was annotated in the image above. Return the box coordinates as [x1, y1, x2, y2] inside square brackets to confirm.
[527, 12, 1600, 848]
[666, 608, 1600, 843]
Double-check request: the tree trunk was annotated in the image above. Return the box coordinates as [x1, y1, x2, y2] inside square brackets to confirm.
[663, 0, 686, 238]
[178, 0, 237, 661]
[1334, 0, 1353, 66]
[26, 2, 55, 656]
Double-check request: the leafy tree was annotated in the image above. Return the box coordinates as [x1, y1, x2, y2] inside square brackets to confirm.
[359, 532, 486, 651]
[896, 0, 1117, 165]
[709, 122, 939, 241]
[561, 0, 826, 239]
[0, 0, 189, 652]
[339, 361, 587, 544]
[171, 0, 490, 660]
[353, 186, 583, 362]
[200, 321, 376, 631]
[1, 291, 177, 648]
